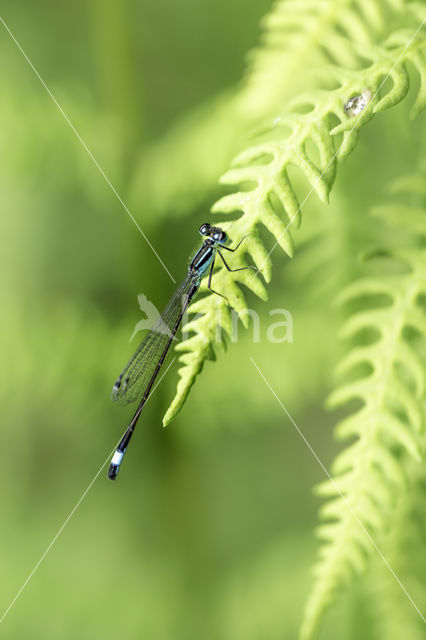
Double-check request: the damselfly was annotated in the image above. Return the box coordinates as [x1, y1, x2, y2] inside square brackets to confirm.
[108, 223, 249, 480]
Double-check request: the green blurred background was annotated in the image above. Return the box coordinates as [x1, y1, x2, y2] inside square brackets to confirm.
[0, 2, 423, 639]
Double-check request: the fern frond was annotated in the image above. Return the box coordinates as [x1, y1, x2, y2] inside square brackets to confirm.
[300, 177, 426, 639]
[130, 0, 410, 220]
[164, 28, 426, 425]
[368, 443, 426, 640]
[239, 0, 405, 120]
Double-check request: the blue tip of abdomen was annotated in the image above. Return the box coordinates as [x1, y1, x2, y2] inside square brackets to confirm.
[108, 450, 125, 481]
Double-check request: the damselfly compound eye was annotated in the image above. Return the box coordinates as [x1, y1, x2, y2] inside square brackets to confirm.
[199, 223, 210, 236]
[211, 227, 226, 242]
[344, 89, 372, 117]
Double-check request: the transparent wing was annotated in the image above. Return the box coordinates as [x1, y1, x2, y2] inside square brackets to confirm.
[111, 274, 194, 406]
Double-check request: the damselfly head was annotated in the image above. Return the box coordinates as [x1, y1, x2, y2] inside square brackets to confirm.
[199, 223, 226, 243]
